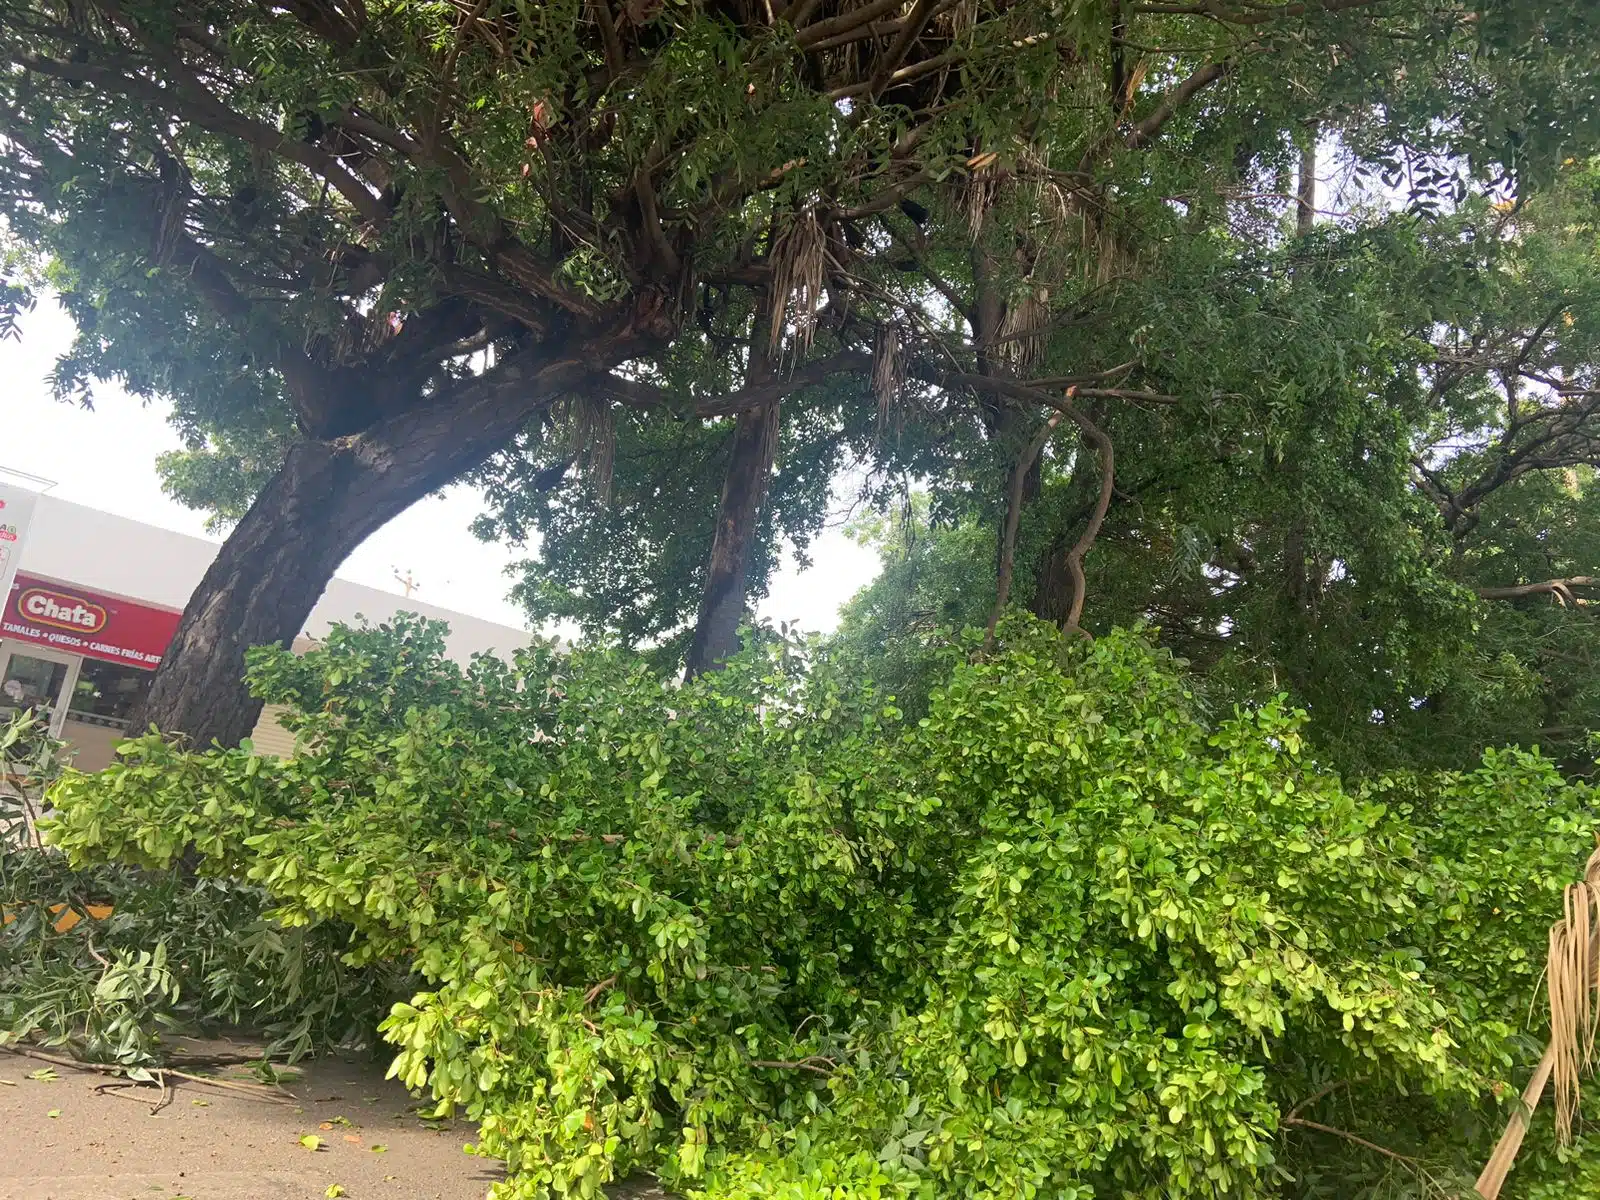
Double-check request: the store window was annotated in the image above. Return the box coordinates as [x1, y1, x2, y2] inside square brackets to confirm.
[68, 659, 153, 729]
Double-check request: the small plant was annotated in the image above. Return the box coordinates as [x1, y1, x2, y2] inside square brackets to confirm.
[0, 708, 66, 851]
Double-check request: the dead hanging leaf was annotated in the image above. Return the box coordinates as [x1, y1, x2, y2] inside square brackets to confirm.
[1549, 843, 1600, 1145]
[768, 207, 827, 359]
[872, 323, 905, 436]
[299, 1134, 325, 1151]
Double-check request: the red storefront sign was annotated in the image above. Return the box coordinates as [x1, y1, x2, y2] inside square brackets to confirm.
[2, 573, 181, 670]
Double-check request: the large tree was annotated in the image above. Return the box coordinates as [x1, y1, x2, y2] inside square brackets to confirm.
[465, 3, 1600, 696]
[828, 159, 1600, 774]
[2, 0, 1595, 742]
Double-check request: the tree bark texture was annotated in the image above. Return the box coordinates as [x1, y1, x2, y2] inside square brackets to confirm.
[1296, 126, 1317, 237]
[129, 343, 600, 747]
[683, 400, 782, 679]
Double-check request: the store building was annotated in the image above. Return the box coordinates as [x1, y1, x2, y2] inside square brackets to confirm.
[0, 488, 534, 771]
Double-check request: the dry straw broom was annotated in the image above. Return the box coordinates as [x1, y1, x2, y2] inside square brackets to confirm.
[1475, 839, 1600, 1198]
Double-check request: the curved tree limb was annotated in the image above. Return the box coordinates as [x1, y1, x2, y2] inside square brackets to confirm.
[987, 411, 1063, 645]
[944, 374, 1117, 636]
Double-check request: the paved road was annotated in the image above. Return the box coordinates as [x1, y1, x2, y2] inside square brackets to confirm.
[0, 1044, 501, 1200]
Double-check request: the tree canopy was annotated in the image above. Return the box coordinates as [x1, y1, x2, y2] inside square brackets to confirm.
[5, 0, 1600, 736]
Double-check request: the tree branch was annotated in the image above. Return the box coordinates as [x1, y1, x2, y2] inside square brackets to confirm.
[864, 0, 939, 100]
[1477, 578, 1599, 607]
[1132, 0, 1389, 24]
[21, 53, 389, 229]
[796, 0, 905, 49]
[1280, 1117, 1418, 1166]
[1077, 61, 1231, 173]
[988, 412, 1063, 644]
[940, 373, 1117, 634]
[1125, 61, 1232, 149]
[599, 351, 873, 418]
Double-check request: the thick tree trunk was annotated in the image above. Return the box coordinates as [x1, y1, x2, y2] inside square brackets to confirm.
[129, 343, 600, 746]
[683, 400, 781, 679]
[1032, 534, 1075, 625]
[132, 440, 395, 747]
[1296, 125, 1317, 237]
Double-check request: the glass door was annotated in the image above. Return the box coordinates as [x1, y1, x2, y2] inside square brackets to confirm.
[0, 643, 81, 739]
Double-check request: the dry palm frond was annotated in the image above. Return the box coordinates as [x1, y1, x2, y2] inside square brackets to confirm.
[769, 207, 828, 358]
[565, 392, 617, 502]
[937, 0, 980, 38]
[1550, 841, 1600, 1142]
[1474, 838, 1600, 1200]
[872, 322, 906, 435]
[998, 286, 1049, 372]
[962, 154, 1001, 239]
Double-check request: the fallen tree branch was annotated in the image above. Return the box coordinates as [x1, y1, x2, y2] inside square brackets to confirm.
[1284, 1078, 1361, 1123]
[1280, 1117, 1418, 1166]
[2, 1045, 297, 1106]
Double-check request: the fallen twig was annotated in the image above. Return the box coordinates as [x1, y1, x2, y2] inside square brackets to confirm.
[749, 1056, 836, 1075]
[151, 1069, 171, 1115]
[2, 1045, 297, 1106]
[1281, 1116, 1418, 1165]
[3, 1046, 123, 1075]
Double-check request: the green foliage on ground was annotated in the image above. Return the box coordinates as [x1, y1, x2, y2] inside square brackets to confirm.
[1, 712, 405, 1066]
[20, 616, 1600, 1197]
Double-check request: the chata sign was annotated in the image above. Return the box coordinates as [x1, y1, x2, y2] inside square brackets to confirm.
[2, 573, 182, 670]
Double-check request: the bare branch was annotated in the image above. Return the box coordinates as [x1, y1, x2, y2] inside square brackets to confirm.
[865, 0, 939, 100]
[1125, 61, 1232, 149]
[1281, 1117, 1419, 1166]
[1132, 0, 1389, 24]
[795, 0, 904, 49]
[1477, 578, 1600, 607]
[599, 350, 873, 418]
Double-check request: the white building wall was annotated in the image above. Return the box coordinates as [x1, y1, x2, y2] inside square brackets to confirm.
[17, 494, 534, 665]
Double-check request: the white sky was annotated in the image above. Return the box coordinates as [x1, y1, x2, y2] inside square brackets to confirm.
[0, 298, 879, 636]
